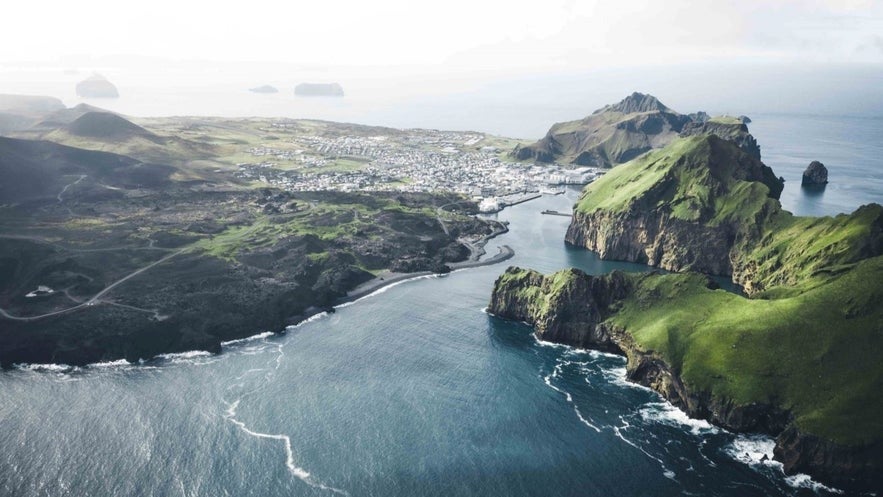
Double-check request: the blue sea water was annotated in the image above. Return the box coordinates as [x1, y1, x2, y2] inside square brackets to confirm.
[0, 72, 881, 495]
[0, 183, 872, 496]
[749, 113, 883, 217]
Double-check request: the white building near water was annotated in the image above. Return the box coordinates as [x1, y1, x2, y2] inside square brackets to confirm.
[478, 197, 500, 213]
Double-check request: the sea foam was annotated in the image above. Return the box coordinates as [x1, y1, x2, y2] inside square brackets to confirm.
[221, 331, 275, 347]
[639, 402, 719, 435]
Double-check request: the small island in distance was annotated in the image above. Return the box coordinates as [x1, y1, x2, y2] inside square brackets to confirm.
[75, 74, 120, 98]
[249, 85, 279, 94]
[295, 82, 344, 97]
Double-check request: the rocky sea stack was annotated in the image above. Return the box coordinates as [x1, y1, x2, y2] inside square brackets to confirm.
[75, 74, 119, 98]
[295, 82, 344, 97]
[802, 160, 829, 186]
[491, 126, 883, 491]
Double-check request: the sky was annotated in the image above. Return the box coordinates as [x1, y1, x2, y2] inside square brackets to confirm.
[3, 0, 882, 72]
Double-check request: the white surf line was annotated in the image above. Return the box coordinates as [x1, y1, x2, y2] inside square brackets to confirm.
[613, 416, 677, 481]
[336, 274, 441, 308]
[541, 360, 602, 433]
[223, 400, 348, 495]
[221, 342, 348, 496]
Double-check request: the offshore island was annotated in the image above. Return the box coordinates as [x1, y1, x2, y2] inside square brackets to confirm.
[0, 92, 880, 493]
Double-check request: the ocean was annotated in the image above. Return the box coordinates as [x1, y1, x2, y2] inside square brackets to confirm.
[1, 70, 881, 496]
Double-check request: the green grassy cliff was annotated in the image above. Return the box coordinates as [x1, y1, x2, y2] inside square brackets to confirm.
[494, 131, 883, 490]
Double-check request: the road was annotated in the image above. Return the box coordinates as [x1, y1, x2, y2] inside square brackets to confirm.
[0, 248, 186, 322]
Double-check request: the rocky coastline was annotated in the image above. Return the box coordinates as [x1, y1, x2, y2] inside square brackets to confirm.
[488, 266, 882, 492]
[492, 116, 882, 491]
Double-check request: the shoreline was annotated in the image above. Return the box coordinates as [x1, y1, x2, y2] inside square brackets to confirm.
[9, 244, 518, 373]
[7, 197, 532, 371]
[336, 244, 515, 307]
[334, 206, 516, 307]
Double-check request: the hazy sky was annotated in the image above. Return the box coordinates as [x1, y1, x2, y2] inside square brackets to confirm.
[4, 0, 882, 71]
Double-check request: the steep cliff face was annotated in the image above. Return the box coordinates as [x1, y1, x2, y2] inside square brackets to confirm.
[775, 426, 883, 490]
[489, 267, 633, 352]
[565, 132, 883, 296]
[489, 262, 883, 492]
[566, 135, 783, 281]
[489, 268, 792, 436]
[679, 117, 761, 160]
[565, 209, 737, 275]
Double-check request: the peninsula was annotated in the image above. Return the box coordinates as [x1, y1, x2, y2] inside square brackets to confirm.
[489, 118, 882, 492]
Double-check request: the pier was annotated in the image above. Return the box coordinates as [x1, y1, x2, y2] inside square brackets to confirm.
[541, 210, 572, 217]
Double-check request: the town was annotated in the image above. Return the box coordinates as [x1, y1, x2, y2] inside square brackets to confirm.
[233, 123, 602, 211]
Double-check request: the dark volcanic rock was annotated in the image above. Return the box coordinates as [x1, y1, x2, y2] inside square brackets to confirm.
[680, 119, 761, 160]
[688, 111, 710, 123]
[0, 136, 173, 204]
[603, 92, 671, 114]
[75, 74, 119, 98]
[801, 160, 828, 186]
[489, 267, 633, 353]
[34, 103, 113, 129]
[295, 83, 344, 97]
[774, 426, 883, 492]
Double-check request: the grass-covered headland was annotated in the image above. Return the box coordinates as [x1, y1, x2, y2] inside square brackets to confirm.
[491, 132, 883, 491]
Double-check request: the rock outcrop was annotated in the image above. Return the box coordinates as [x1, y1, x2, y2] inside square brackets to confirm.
[774, 426, 883, 490]
[679, 117, 761, 160]
[75, 74, 119, 98]
[488, 267, 633, 352]
[801, 160, 828, 186]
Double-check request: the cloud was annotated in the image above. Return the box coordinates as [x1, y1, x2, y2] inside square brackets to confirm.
[1, 0, 881, 68]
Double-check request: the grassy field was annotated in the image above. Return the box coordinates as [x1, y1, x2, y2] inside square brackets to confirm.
[608, 256, 883, 445]
[519, 131, 883, 448]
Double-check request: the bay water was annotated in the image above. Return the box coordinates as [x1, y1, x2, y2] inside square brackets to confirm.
[1, 71, 880, 495]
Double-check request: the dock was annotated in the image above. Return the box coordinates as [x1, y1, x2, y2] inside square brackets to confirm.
[541, 210, 572, 217]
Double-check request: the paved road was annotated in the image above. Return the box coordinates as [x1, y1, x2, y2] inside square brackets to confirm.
[0, 249, 186, 322]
